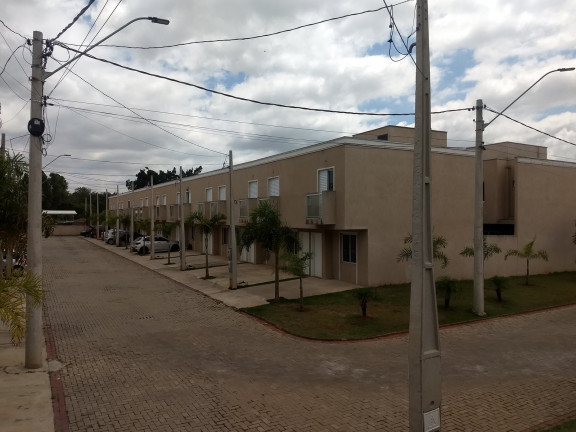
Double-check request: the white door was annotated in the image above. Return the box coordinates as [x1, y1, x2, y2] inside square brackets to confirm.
[240, 245, 255, 263]
[299, 232, 322, 278]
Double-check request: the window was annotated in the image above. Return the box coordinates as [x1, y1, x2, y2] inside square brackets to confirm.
[155, 196, 160, 206]
[318, 168, 334, 192]
[176, 192, 181, 205]
[222, 227, 229, 245]
[342, 234, 357, 263]
[145, 198, 149, 207]
[268, 177, 279, 197]
[219, 185, 227, 201]
[140, 198, 144, 207]
[162, 195, 166, 205]
[128, 200, 131, 209]
[248, 180, 258, 198]
[206, 188, 213, 202]
[185, 189, 191, 204]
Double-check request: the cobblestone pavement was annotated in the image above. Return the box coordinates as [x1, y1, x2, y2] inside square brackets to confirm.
[44, 237, 576, 431]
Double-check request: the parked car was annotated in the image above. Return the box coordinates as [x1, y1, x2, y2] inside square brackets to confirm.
[131, 236, 179, 255]
[108, 230, 142, 245]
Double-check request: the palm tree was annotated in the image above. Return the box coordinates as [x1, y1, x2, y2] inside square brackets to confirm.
[504, 238, 548, 285]
[240, 200, 299, 302]
[188, 212, 226, 278]
[396, 233, 449, 268]
[0, 152, 28, 273]
[0, 271, 42, 344]
[460, 237, 502, 261]
[281, 252, 312, 311]
[160, 221, 180, 265]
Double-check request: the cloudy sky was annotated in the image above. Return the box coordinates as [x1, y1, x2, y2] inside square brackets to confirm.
[1, 0, 575, 193]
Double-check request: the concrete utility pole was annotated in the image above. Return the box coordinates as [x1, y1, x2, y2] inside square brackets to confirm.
[472, 67, 574, 316]
[150, 175, 155, 259]
[179, 167, 186, 270]
[228, 150, 237, 289]
[130, 181, 134, 250]
[96, 192, 99, 239]
[409, 0, 441, 430]
[115, 185, 120, 246]
[25, 31, 44, 369]
[473, 99, 485, 316]
[24, 17, 168, 367]
[105, 189, 108, 234]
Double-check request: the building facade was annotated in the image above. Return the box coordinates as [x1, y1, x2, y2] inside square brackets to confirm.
[109, 126, 576, 286]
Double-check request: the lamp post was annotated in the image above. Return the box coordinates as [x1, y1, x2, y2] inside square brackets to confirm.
[42, 153, 70, 169]
[25, 17, 169, 369]
[472, 67, 575, 316]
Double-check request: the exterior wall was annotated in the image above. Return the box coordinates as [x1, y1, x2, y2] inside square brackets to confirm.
[353, 125, 448, 147]
[483, 142, 547, 160]
[108, 135, 576, 287]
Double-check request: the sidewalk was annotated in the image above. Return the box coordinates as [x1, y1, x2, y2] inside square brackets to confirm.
[0, 324, 53, 432]
[87, 237, 360, 309]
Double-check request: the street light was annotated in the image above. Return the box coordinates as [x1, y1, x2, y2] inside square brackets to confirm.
[472, 67, 575, 316]
[25, 17, 169, 369]
[42, 153, 70, 169]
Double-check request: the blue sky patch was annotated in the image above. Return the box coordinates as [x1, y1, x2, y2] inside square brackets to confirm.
[205, 70, 248, 91]
[436, 48, 476, 101]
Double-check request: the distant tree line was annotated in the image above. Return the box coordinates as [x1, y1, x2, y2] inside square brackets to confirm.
[126, 166, 202, 191]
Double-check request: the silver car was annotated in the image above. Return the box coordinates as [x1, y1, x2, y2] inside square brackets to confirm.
[131, 236, 179, 255]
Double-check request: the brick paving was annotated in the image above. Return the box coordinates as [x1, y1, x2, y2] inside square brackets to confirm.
[44, 237, 576, 431]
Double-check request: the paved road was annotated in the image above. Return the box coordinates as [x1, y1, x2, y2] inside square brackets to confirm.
[44, 237, 576, 431]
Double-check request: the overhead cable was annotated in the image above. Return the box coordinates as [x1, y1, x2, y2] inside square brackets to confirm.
[50, 0, 97, 43]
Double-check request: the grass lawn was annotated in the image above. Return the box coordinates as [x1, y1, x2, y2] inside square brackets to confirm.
[540, 419, 576, 431]
[241, 271, 576, 340]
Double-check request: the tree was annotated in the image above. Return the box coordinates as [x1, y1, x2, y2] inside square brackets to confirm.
[504, 239, 548, 285]
[42, 172, 69, 210]
[436, 276, 459, 309]
[355, 288, 373, 318]
[460, 237, 502, 261]
[188, 212, 226, 278]
[160, 221, 180, 265]
[281, 252, 312, 311]
[396, 233, 449, 268]
[240, 200, 299, 302]
[489, 275, 507, 302]
[0, 152, 29, 271]
[127, 166, 203, 191]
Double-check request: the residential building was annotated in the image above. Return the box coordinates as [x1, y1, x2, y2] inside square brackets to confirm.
[109, 126, 576, 286]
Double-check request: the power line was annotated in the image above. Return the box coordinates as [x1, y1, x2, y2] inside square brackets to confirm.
[50, 0, 97, 43]
[484, 106, 576, 147]
[47, 58, 227, 155]
[0, 19, 27, 40]
[50, 97, 354, 135]
[56, 46, 472, 117]
[61, 3, 413, 50]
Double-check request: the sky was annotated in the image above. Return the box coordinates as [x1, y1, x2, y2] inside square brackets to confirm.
[1, 0, 575, 193]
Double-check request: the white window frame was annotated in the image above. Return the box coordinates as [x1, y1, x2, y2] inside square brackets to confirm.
[176, 192, 181, 205]
[218, 185, 227, 201]
[248, 180, 258, 198]
[318, 167, 334, 192]
[206, 188, 213, 202]
[162, 195, 167, 205]
[268, 176, 279, 197]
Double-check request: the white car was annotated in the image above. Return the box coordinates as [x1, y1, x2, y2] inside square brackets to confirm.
[131, 236, 179, 255]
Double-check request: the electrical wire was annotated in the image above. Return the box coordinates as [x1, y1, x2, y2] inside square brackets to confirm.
[484, 106, 576, 147]
[0, 43, 25, 76]
[61, 2, 413, 50]
[50, 97, 354, 135]
[56, 46, 472, 117]
[50, 0, 97, 43]
[48, 57, 227, 155]
[0, 19, 27, 40]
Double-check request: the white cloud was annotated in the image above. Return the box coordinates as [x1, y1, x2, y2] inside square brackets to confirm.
[1, 0, 575, 192]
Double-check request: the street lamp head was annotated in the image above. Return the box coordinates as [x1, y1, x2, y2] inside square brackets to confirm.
[557, 67, 575, 72]
[149, 17, 170, 25]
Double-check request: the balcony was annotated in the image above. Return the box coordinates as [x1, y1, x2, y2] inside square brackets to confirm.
[238, 198, 258, 223]
[306, 190, 336, 225]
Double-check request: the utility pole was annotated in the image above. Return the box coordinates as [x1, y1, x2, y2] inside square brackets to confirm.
[105, 189, 108, 233]
[25, 31, 44, 369]
[228, 150, 237, 289]
[473, 99, 485, 316]
[96, 192, 99, 239]
[115, 185, 120, 246]
[150, 175, 155, 258]
[130, 181, 134, 250]
[179, 167, 186, 270]
[409, 0, 441, 430]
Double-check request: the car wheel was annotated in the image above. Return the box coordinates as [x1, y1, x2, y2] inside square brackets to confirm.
[170, 245, 179, 252]
[143, 247, 149, 255]
[107, 239, 114, 245]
